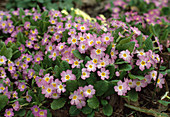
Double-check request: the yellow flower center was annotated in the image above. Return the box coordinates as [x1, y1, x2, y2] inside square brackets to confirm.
[73, 95, 77, 100]
[21, 85, 25, 89]
[34, 108, 38, 112]
[141, 61, 146, 66]
[157, 78, 160, 83]
[72, 38, 76, 43]
[81, 26, 85, 30]
[9, 66, 13, 70]
[87, 89, 91, 94]
[93, 59, 97, 64]
[101, 62, 105, 66]
[47, 88, 52, 93]
[37, 57, 40, 61]
[123, 53, 127, 57]
[136, 81, 141, 86]
[105, 37, 109, 41]
[39, 111, 44, 115]
[7, 111, 11, 116]
[80, 37, 84, 41]
[82, 72, 86, 76]
[96, 49, 101, 54]
[51, 20, 55, 24]
[118, 85, 122, 90]
[74, 61, 79, 65]
[111, 52, 114, 56]
[140, 52, 144, 55]
[65, 75, 70, 80]
[59, 85, 63, 89]
[101, 72, 106, 77]
[49, 46, 52, 51]
[45, 77, 49, 82]
[0, 58, 4, 62]
[82, 45, 85, 49]
[56, 35, 60, 39]
[89, 41, 93, 45]
[27, 58, 30, 61]
[89, 65, 93, 69]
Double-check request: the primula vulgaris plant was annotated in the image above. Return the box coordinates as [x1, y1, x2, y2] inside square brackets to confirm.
[105, 0, 170, 44]
[0, 6, 168, 117]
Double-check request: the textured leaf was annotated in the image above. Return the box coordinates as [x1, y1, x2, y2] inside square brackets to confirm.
[0, 95, 9, 111]
[69, 105, 80, 116]
[128, 89, 138, 102]
[51, 98, 66, 110]
[87, 96, 99, 109]
[103, 104, 113, 116]
[66, 80, 78, 92]
[94, 80, 109, 96]
[119, 64, 132, 71]
[73, 50, 85, 60]
[82, 105, 93, 114]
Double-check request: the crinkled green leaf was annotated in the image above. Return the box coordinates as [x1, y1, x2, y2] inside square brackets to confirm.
[103, 104, 113, 116]
[0, 95, 9, 111]
[66, 80, 78, 92]
[69, 105, 80, 116]
[94, 80, 109, 96]
[73, 50, 85, 60]
[87, 96, 99, 109]
[51, 98, 66, 110]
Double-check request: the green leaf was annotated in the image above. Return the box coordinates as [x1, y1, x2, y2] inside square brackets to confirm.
[115, 59, 129, 64]
[87, 96, 99, 109]
[51, 98, 66, 110]
[17, 32, 26, 44]
[103, 104, 113, 116]
[103, 82, 115, 98]
[161, 7, 170, 16]
[128, 89, 138, 102]
[149, 25, 158, 36]
[105, 44, 112, 54]
[87, 111, 95, 117]
[66, 80, 78, 92]
[94, 80, 109, 96]
[144, 34, 153, 51]
[82, 105, 93, 114]
[128, 73, 145, 80]
[160, 29, 169, 40]
[106, 64, 115, 79]
[72, 68, 81, 79]
[60, 60, 70, 71]
[47, 109, 52, 117]
[116, 41, 135, 53]
[53, 65, 61, 78]
[69, 105, 80, 116]
[84, 56, 91, 64]
[158, 100, 170, 106]
[33, 64, 41, 72]
[86, 72, 97, 85]
[15, 109, 26, 116]
[37, 0, 44, 3]
[73, 50, 85, 60]
[119, 64, 132, 71]
[101, 100, 108, 106]
[118, 36, 131, 45]
[0, 95, 9, 111]
[0, 45, 13, 59]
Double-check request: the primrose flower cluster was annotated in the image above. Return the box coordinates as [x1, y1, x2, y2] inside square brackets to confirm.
[105, 0, 169, 27]
[0, 6, 166, 117]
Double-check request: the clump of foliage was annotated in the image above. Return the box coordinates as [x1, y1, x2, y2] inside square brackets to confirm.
[0, 2, 169, 117]
[6, 0, 82, 11]
[105, 0, 170, 44]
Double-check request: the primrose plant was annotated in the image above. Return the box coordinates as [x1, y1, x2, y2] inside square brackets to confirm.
[0, 6, 167, 117]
